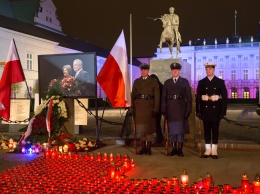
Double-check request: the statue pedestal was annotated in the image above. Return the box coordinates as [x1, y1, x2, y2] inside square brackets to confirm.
[150, 58, 191, 83]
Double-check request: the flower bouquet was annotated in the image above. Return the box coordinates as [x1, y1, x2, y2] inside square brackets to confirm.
[49, 76, 83, 97]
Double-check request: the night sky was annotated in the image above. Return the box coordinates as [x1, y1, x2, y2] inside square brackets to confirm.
[53, 0, 260, 57]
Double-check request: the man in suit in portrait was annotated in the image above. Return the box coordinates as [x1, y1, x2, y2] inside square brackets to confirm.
[73, 59, 91, 96]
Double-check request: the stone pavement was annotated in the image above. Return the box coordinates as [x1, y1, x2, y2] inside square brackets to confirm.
[0, 103, 260, 188]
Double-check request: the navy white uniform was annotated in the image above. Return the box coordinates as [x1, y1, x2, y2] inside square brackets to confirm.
[196, 62, 227, 159]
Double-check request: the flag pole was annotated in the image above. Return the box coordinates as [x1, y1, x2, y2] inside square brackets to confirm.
[12, 39, 31, 100]
[130, 14, 133, 91]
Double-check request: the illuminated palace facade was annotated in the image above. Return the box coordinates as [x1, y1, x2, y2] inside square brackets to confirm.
[153, 38, 260, 99]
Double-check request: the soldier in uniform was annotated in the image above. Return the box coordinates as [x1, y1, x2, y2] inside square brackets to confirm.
[161, 62, 192, 157]
[196, 62, 228, 159]
[131, 63, 160, 155]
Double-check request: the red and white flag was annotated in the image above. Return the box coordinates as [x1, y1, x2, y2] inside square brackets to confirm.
[0, 39, 25, 120]
[96, 30, 131, 108]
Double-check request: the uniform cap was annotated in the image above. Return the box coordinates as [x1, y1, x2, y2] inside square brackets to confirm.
[140, 63, 150, 70]
[170, 63, 182, 70]
[204, 62, 217, 68]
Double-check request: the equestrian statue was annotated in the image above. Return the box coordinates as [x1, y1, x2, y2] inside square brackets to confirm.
[149, 7, 182, 58]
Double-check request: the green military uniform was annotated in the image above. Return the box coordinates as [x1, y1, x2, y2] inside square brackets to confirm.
[131, 63, 160, 155]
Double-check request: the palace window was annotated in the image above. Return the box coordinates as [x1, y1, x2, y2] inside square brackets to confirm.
[219, 58, 224, 62]
[197, 59, 201, 62]
[231, 88, 237, 99]
[256, 70, 259, 80]
[243, 70, 248, 80]
[27, 53, 33, 70]
[231, 70, 236, 80]
[243, 88, 250, 98]
[208, 58, 212, 62]
[243, 92, 249, 98]
[231, 57, 236, 61]
[243, 56, 248, 61]
[219, 70, 224, 79]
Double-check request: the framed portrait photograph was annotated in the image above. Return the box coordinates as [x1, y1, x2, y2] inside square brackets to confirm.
[38, 53, 97, 99]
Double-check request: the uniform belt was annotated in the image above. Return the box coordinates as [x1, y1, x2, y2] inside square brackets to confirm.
[201, 95, 222, 101]
[167, 94, 185, 100]
[136, 94, 153, 100]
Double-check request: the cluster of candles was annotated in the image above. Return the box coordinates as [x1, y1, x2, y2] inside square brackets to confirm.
[0, 151, 260, 193]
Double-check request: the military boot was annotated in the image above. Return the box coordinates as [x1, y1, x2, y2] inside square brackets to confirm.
[137, 141, 147, 155]
[169, 142, 178, 156]
[177, 142, 184, 157]
[146, 141, 152, 155]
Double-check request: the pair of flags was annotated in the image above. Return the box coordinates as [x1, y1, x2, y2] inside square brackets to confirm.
[0, 31, 131, 121]
[0, 39, 25, 120]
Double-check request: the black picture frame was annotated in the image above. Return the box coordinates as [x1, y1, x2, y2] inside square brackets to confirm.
[38, 52, 97, 99]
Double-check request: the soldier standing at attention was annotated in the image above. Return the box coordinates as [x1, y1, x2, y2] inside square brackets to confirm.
[161, 62, 192, 157]
[131, 63, 160, 155]
[196, 62, 228, 159]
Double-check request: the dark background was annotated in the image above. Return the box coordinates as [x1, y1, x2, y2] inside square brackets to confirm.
[38, 53, 97, 99]
[53, 0, 260, 57]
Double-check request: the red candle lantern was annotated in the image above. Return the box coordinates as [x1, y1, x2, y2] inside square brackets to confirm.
[74, 153, 79, 159]
[241, 172, 250, 192]
[197, 176, 204, 189]
[103, 152, 108, 161]
[45, 150, 51, 159]
[90, 153, 95, 160]
[84, 152, 90, 160]
[180, 169, 189, 187]
[130, 159, 135, 168]
[253, 173, 260, 193]
[116, 153, 122, 165]
[51, 150, 58, 159]
[114, 166, 121, 180]
[203, 172, 214, 189]
[96, 152, 102, 161]
[109, 153, 114, 162]
[123, 154, 130, 162]
[170, 176, 179, 189]
[109, 162, 116, 179]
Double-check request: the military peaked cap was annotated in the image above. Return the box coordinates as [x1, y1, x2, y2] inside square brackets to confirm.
[140, 63, 150, 70]
[204, 62, 217, 68]
[170, 62, 182, 70]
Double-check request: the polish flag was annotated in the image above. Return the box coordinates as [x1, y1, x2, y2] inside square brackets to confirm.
[97, 30, 131, 108]
[0, 39, 25, 120]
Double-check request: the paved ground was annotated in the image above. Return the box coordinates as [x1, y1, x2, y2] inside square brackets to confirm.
[0, 103, 260, 188]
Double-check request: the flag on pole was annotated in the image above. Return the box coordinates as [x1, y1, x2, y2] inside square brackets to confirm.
[96, 30, 131, 108]
[0, 39, 25, 120]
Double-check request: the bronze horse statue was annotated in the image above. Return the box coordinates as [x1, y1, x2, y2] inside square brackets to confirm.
[151, 15, 182, 58]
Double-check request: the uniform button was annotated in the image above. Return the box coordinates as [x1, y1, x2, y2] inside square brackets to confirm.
[214, 88, 216, 89]
[206, 106, 208, 108]
[206, 87, 208, 89]
[213, 106, 215, 108]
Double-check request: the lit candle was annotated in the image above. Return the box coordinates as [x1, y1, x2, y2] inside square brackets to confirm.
[180, 169, 189, 187]
[241, 172, 250, 192]
[253, 173, 260, 193]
